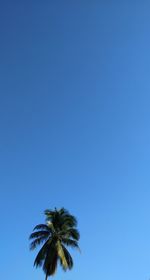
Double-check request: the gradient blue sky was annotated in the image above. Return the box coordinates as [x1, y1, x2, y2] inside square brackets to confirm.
[1, 0, 150, 279]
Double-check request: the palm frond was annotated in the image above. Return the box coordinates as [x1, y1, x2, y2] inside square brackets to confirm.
[34, 240, 50, 268]
[57, 240, 68, 270]
[68, 228, 80, 240]
[44, 209, 55, 219]
[60, 228, 80, 241]
[29, 230, 49, 240]
[30, 235, 49, 250]
[61, 214, 77, 228]
[59, 244, 73, 270]
[62, 238, 80, 251]
[33, 224, 50, 231]
[43, 241, 58, 276]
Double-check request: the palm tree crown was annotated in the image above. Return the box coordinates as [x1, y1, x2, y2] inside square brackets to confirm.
[29, 207, 80, 280]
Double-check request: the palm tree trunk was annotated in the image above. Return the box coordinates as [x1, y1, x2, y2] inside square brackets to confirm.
[45, 275, 48, 280]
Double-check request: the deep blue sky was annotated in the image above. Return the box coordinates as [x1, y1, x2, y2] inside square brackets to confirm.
[1, 0, 150, 279]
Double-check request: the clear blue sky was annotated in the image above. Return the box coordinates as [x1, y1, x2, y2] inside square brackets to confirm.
[1, 0, 150, 279]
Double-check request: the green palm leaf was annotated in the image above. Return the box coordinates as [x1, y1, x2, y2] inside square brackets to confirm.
[43, 241, 58, 276]
[34, 240, 51, 268]
[29, 230, 49, 240]
[33, 224, 49, 231]
[60, 244, 73, 270]
[62, 238, 80, 250]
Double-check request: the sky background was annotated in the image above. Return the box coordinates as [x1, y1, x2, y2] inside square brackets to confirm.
[0, 0, 150, 279]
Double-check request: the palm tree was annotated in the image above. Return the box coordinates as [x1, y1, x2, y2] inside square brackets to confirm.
[29, 207, 80, 280]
